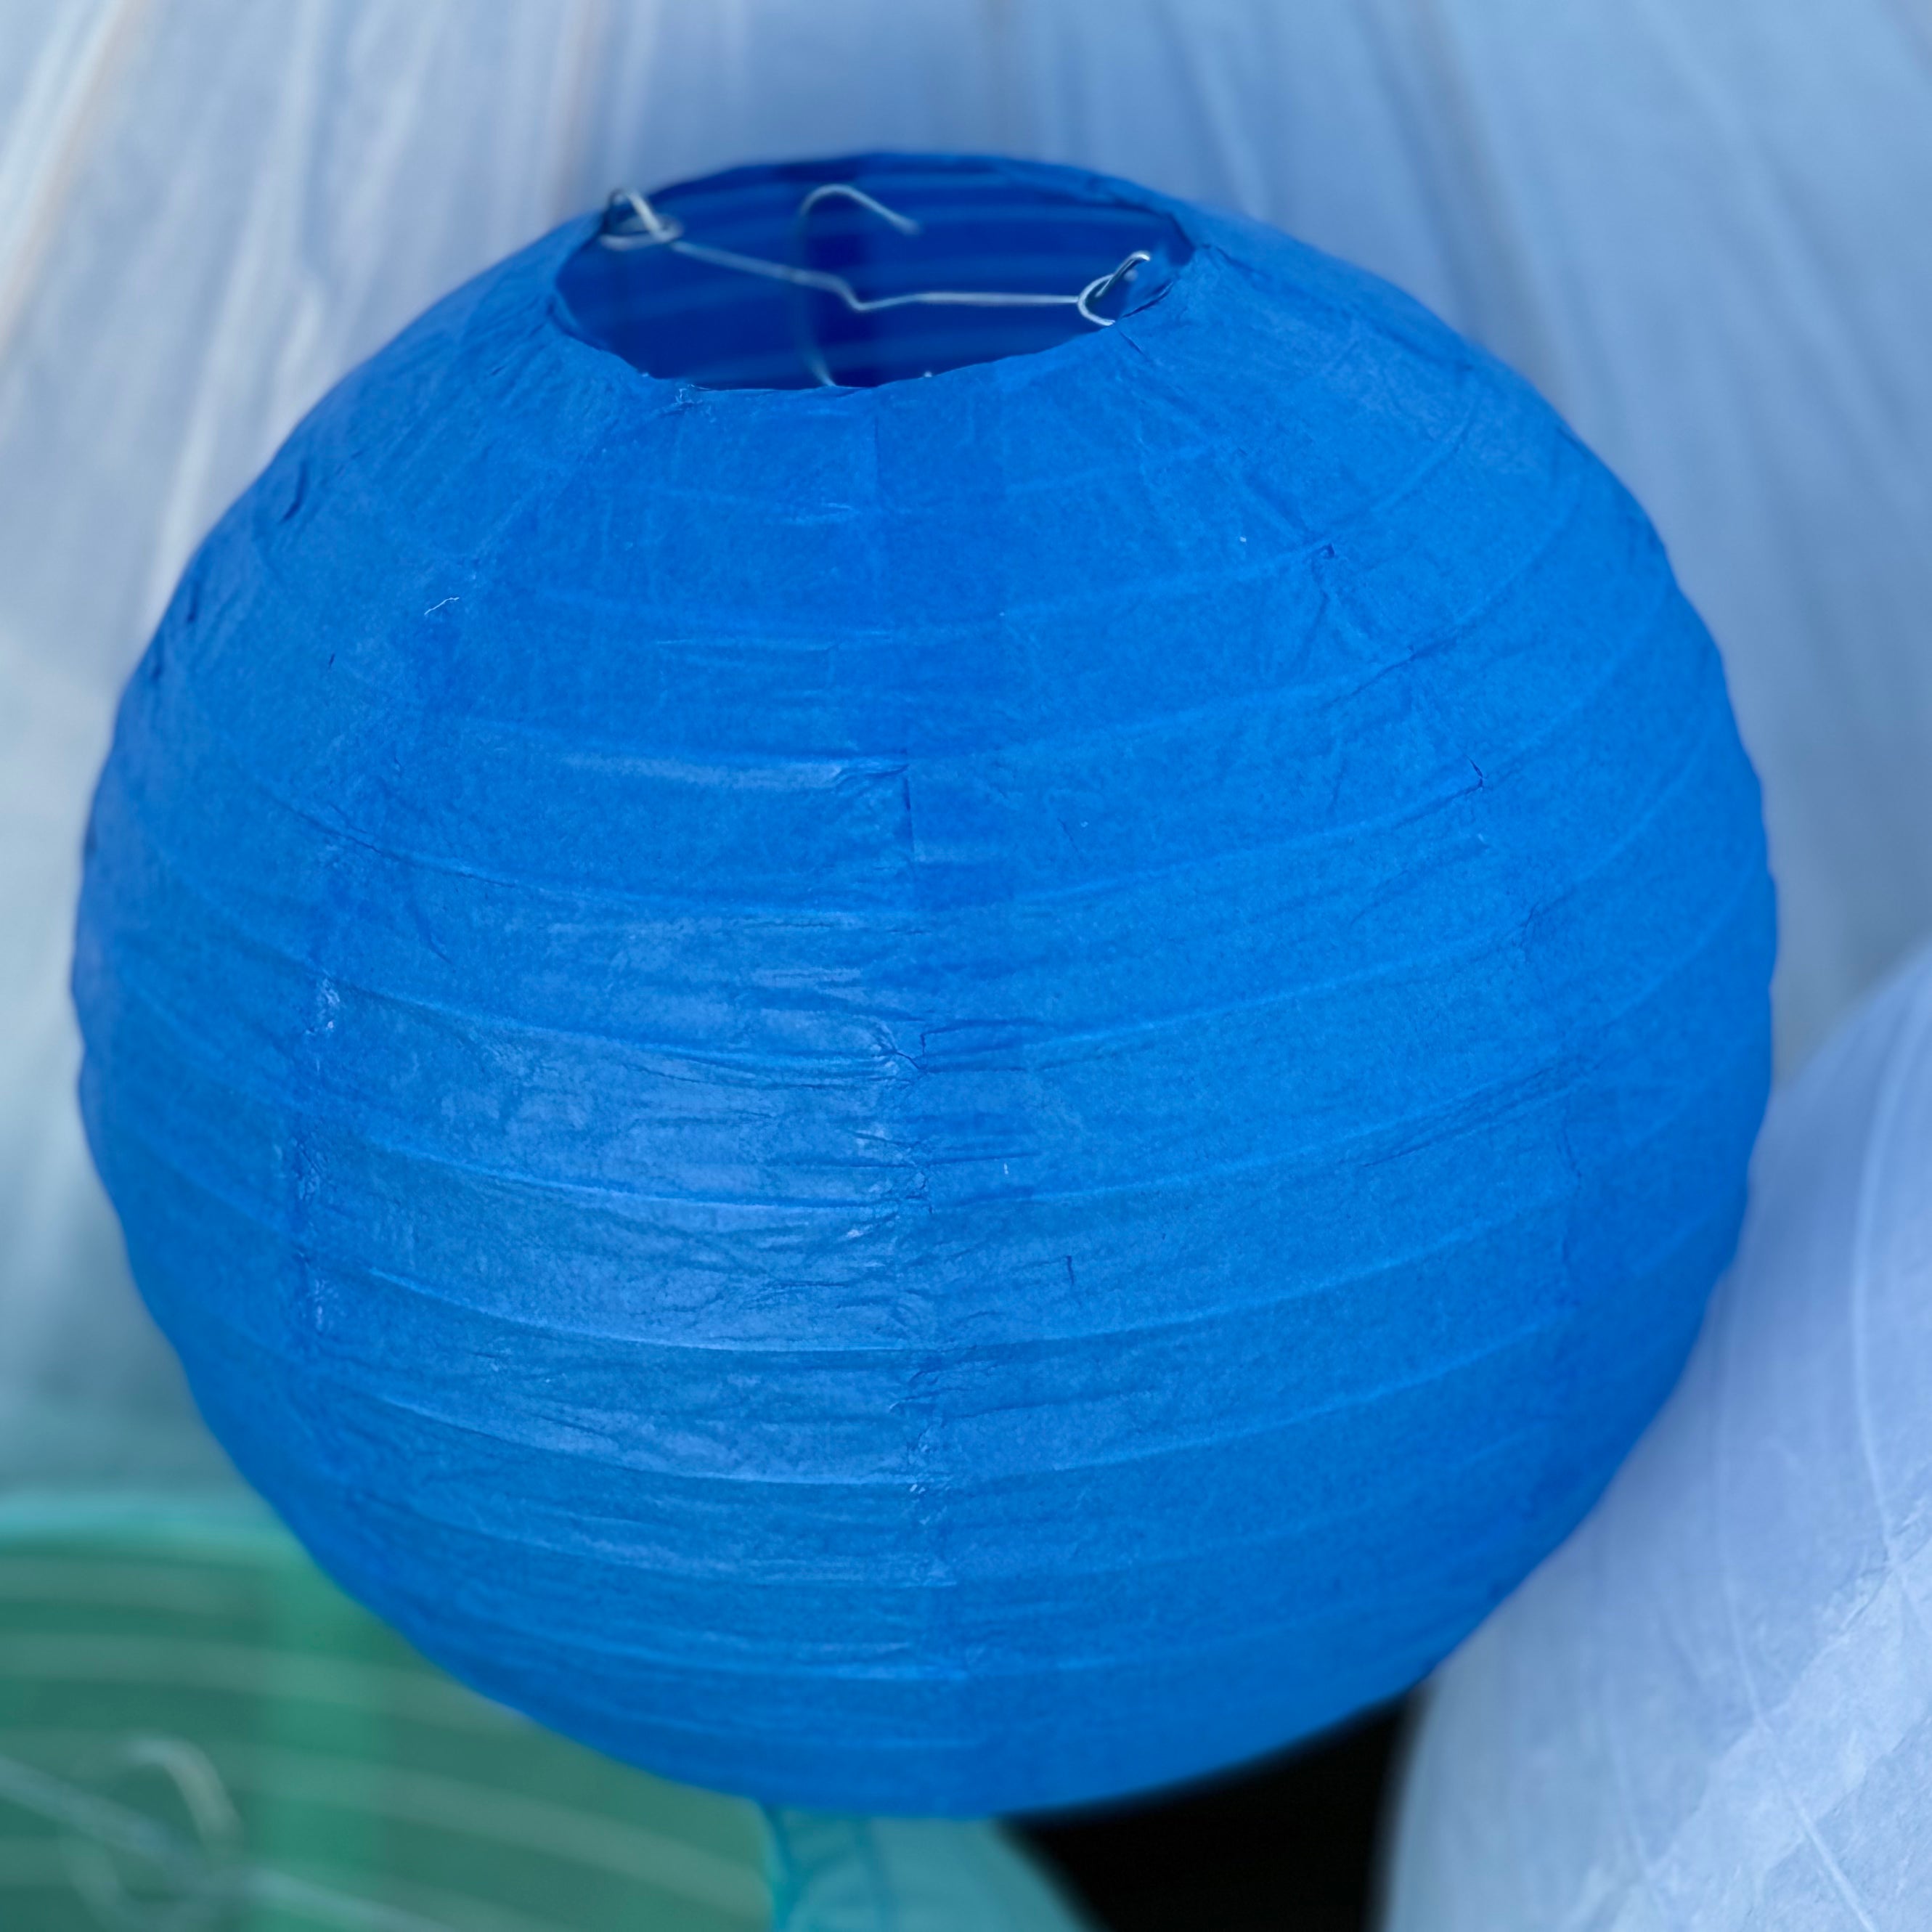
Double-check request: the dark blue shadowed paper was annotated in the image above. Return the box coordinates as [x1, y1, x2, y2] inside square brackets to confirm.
[71, 152, 1774, 1816]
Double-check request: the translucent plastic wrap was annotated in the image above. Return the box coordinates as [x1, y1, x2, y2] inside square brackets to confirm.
[1, 0, 629, 1489]
[1383, 942, 1932, 1931]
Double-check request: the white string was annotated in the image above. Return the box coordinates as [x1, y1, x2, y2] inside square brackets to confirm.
[598, 184, 1151, 388]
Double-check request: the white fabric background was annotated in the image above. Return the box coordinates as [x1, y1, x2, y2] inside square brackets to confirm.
[4, 1, 1928, 1504]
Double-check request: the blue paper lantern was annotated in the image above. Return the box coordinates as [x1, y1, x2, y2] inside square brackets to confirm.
[72, 153, 1774, 1815]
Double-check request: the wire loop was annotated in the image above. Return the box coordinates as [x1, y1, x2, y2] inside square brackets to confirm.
[600, 185, 1151, 387]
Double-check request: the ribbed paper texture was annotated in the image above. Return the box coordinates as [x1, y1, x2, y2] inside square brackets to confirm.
[73, 154, 1774, 1815]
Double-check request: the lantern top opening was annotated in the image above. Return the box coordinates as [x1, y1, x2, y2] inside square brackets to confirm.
[555, 155, 1194, 392]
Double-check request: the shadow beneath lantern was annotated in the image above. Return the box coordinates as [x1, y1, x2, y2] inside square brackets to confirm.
[1014, 1699, 1409, 1932]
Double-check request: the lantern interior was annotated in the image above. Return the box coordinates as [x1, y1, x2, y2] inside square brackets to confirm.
[556, 160, 1191, 391]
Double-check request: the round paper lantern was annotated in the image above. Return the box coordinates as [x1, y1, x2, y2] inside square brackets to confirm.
[71, 153, 1774, 1815]
[0, 1499, 1084, 1932]
[1383, 943, 1932, 1931]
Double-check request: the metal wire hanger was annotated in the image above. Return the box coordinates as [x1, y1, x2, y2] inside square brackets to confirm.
[599, 182, 1152, 388]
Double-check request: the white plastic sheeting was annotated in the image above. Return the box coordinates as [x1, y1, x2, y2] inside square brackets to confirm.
[0, 0, 624, 1485]
[3, 1, 1929, 1481]
[1383, 941, 1932, 1931]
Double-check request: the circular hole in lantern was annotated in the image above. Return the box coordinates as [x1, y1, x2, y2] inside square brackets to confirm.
[555, 158, 1193, 391]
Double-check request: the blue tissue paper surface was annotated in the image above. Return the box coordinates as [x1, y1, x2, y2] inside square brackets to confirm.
[71, 153, 1775, 1815]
